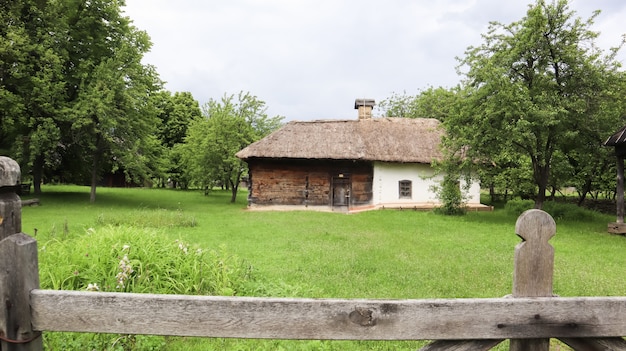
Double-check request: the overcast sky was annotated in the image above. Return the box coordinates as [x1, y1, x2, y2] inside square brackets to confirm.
[123, 0, 626, 121]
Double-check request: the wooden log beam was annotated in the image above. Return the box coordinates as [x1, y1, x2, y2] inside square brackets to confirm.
[559, 337, 626, 351]
[418, 339, 504, 351]
[30, 291, 626, 340]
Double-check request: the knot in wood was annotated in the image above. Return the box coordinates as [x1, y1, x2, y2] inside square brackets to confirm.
[349, 307, 376, 327]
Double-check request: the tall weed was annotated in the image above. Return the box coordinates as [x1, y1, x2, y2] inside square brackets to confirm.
[39, 226, 255, 350]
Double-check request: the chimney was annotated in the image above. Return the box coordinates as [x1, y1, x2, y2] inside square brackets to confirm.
[354, 98, 375, 119]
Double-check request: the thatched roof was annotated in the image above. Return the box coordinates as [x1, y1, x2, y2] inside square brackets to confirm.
[236, 117, 444, 163]
[604, 125, 626, 146]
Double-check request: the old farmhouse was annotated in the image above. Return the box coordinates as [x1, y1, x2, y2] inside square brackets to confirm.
[236, 99, 482, 212]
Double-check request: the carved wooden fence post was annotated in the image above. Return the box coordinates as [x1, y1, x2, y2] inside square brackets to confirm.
[0, 157, 42, 351]
[510, 209, 556, 351]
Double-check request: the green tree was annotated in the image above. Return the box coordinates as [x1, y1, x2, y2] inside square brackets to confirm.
[59, 0, 162, 202]
[154, 91, 202, 188]
[0, 0, 66, 192]
[182, 92, 283, 202]
[447, 0, 625, 209]
[379, 87, 458, 121]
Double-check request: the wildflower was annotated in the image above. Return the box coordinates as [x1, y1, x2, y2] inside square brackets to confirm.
[122, 244, 131, 251]
[86, 283, 99, 291]
[178, 242, 188, 254]
[116, 255, 134, 289]
[86, 228, 95, 234]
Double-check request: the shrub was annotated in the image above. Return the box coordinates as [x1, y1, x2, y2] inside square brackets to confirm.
[432, 173, 468, 216]
[504, 199, 602, 222]
[542, 201, 600, 222]
[504, 199, 535, 217]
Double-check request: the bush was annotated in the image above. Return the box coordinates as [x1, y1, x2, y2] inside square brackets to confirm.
[433, 173, 467, 216]
[504, 199, 535, 217]
[504, 199, 601, 222]
[542, 201, 600, 222]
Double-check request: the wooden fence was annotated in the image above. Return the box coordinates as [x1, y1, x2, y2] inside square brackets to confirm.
[1, 156, 625, 351]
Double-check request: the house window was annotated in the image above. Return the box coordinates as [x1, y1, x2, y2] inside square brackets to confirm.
[399, 180, 412, 199]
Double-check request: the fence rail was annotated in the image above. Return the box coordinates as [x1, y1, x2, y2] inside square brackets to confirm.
[1, 156, 625, 351]
[29, 291, 626, 340]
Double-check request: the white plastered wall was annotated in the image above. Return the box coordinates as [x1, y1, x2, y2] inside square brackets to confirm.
[372, 162, 481, 206]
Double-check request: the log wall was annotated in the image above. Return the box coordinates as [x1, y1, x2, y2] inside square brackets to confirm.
[246, 159, 373, 207]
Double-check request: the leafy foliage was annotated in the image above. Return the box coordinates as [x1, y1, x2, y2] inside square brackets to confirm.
[378, 87, 459, 121]
[153, 91, 203, 188]
[1, 0, 163, 201]
[446, 0, 626, 209]
[181, 92, 284, 202]
[0, 0, 66, 187]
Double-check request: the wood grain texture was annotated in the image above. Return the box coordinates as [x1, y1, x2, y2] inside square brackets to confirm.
[30, 291, 626, 340]
[0, 193, 22, 241]
[0, 234, 42, 350]
[418, 339, 504, 351]
[513, 209, 556, 298]
[511, 209, 556, 351]
[559, 337, 626, 351]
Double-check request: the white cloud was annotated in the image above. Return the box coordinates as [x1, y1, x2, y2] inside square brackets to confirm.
[124, 0, 626, 120]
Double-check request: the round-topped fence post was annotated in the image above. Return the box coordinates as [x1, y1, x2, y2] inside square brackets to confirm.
[509, 209, 556, 351]
[0, 156, 22, 240]
[0, 156, 42, 350]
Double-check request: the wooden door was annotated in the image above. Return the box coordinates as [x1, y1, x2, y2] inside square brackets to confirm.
[332, 177, 351, 208]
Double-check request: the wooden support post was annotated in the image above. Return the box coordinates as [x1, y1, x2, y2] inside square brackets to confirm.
[616, 156, 624, 224]
[608, 156, 626, 233]
[510, 209, 555, 351]
[0, 157, 42, 351]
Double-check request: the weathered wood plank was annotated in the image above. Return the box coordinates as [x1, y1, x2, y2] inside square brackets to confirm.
[0, 192, 21, 241]
[20, 198, 40, 207]
[512, 209, 555, 298]
[0, 234, 42, 350]
[418, 339, 504, 351]
[559, 337, 626, 351]
[510, 209, 556, 351]
[30, 291, 626, 340]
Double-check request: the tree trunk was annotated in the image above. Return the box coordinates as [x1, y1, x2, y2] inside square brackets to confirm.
[576, 178, 592, 207]
[90, 164, 98, 203]
[32, 153, 44, 195]
[534, 163, 550, 210]
[230, 171, 242, 203]
[489, 183, 496, 203]
[90, 144, 102, 204]
[549, 186, 556, 201]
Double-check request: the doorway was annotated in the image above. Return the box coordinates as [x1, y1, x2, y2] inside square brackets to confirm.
[331, 176, 351, 210]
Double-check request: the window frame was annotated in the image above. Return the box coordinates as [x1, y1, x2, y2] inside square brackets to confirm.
[399, 179, 412, 199]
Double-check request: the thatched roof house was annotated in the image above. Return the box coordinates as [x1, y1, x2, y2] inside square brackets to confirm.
[236, 99, 481, 212]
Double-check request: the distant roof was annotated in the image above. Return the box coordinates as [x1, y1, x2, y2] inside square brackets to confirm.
[604, 125, 626, 146]
[236, 117, 444, 163]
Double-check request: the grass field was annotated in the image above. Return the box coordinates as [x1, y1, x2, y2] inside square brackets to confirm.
[19, 185, 626, 350]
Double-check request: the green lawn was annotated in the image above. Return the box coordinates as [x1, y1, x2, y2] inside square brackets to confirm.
[19, 185, 626, 350]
